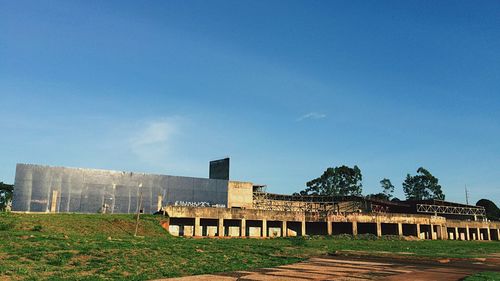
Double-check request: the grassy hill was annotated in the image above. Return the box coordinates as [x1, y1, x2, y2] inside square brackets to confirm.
[1, 213, 499, 281]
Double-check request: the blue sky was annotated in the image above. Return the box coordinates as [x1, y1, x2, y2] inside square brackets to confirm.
[1, 0, 499, 204]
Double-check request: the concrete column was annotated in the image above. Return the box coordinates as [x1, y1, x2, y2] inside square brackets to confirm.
[262, 219, 267, 238]
[497, 229, 500, 241]
[476, 228, 480, 241]
[376, 222, 382, 237]
[455, 227, 459, 240]
[442, 226, 448, 240]
[218, 218, 224, 237]
[282, 221, 287, 237]
[241, 219, 246, 237]
[486, 227, 491, 241]
[466, 225, 470, 241]
[156, 195, 162, 212]
[416, 224, 420, 239]
[430, 224, 436, 240]
[327, 220, 332, 235]
[194, 217, 201, 237]
[50, 190, 58, 213]
[301, 220, 306, 236]
[352, 221, 358, 236]
[435, 225, 442, 240]
[398, 223, 403, 237]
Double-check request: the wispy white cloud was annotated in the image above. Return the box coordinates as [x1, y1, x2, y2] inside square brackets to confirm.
[297, 112, 327, 121]
[129, 118, 179, 166]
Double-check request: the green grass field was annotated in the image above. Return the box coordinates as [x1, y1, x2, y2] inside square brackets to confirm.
[464, 272, 500, 281]
[1, 213, 499, 281]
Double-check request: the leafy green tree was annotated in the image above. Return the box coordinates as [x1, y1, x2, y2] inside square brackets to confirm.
[0, 182, 14, 211]
[476, 199, 500, 221]
[380, 178, 395, 199]
[299, 165, 362, 196]
[402, 167, 445, 200]
[367, 178, 394, 201]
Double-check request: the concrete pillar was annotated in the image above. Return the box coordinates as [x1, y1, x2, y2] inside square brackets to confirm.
[301, 220, 306, 236]
[497, 229, 500, 241]
[398, 223, 403, 237]
[327, 220, 332, 235]
[416, 224, 420, 239]
[376, 222, 382, 237]
[455, 227, 459, 240]
[282, 221, 287, 237]
[262, 219, 267, 238]
[218, 218, 224, 237]
[466, 225, 470, 241]
[431, 224, 436, 240]
[50, 190, 58, 213]
[435, 225, 441, 240]
[442, 226, 448, 240]
[157, 195, 162, 212]
[476, 228, 480, 241]
[486, 227, 491, 241]
[352, 221, 358, 236]
[241, 219, 246, 237]
[194, 217, 201, 237]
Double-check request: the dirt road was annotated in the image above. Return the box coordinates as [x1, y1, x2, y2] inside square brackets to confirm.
[154, 254, 500, 281]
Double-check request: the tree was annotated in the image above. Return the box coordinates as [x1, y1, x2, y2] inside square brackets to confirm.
[402, 167, 445, 200]
[476, 199, 500, 221]
[298, 165, 362, 196]
[367, 178, 394, 201]
[0, 182, 13, 211]
[380, 178, 395, 199]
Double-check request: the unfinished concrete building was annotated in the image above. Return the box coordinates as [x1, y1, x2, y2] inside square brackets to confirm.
[11, 159, 500, 241]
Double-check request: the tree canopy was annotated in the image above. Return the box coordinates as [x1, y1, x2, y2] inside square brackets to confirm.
[298, 165, 362, 196]
[402, 167, 445, 200]
[476, 199, 500, 221]
[367, 178, 394, 201]
[0, 182, 14, 211]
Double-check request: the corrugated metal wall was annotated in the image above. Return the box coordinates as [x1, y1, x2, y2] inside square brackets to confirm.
[12, 164, 228, 214]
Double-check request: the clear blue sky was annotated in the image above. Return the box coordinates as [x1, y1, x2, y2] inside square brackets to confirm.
[1, 0, 499, 204]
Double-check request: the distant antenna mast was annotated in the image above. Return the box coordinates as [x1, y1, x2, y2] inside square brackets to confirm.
[465, 184, 469, 205]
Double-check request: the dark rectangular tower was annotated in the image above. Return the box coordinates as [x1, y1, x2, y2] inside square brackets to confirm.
[209, 158, 230, 180]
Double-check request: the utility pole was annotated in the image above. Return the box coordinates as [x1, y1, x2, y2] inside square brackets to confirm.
[465, 184, 469, 205]
[134, 183, 143, 237]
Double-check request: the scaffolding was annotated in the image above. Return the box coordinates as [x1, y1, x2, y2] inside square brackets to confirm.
[416, 203, 486, 218]
[252, 192, 366, 216]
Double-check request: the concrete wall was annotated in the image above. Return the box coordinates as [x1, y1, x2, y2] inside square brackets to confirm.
[165, 206, 500, 241]
[12, 164, 229, 214]
[227, 181, 253, 209]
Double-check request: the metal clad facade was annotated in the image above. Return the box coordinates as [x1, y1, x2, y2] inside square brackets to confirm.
[12, 164, 229, 214]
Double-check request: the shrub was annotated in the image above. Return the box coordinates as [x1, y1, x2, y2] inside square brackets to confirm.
[332, 234, 353, 240]
[0, 221, 14, 231]
[32, 225, 43, 232]
[289, 236, 307, 246]
[355, 233, 378, 240]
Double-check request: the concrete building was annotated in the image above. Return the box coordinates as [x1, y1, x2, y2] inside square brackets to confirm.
[11, 160, 500, 241]
[12, 160, 241, 213]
